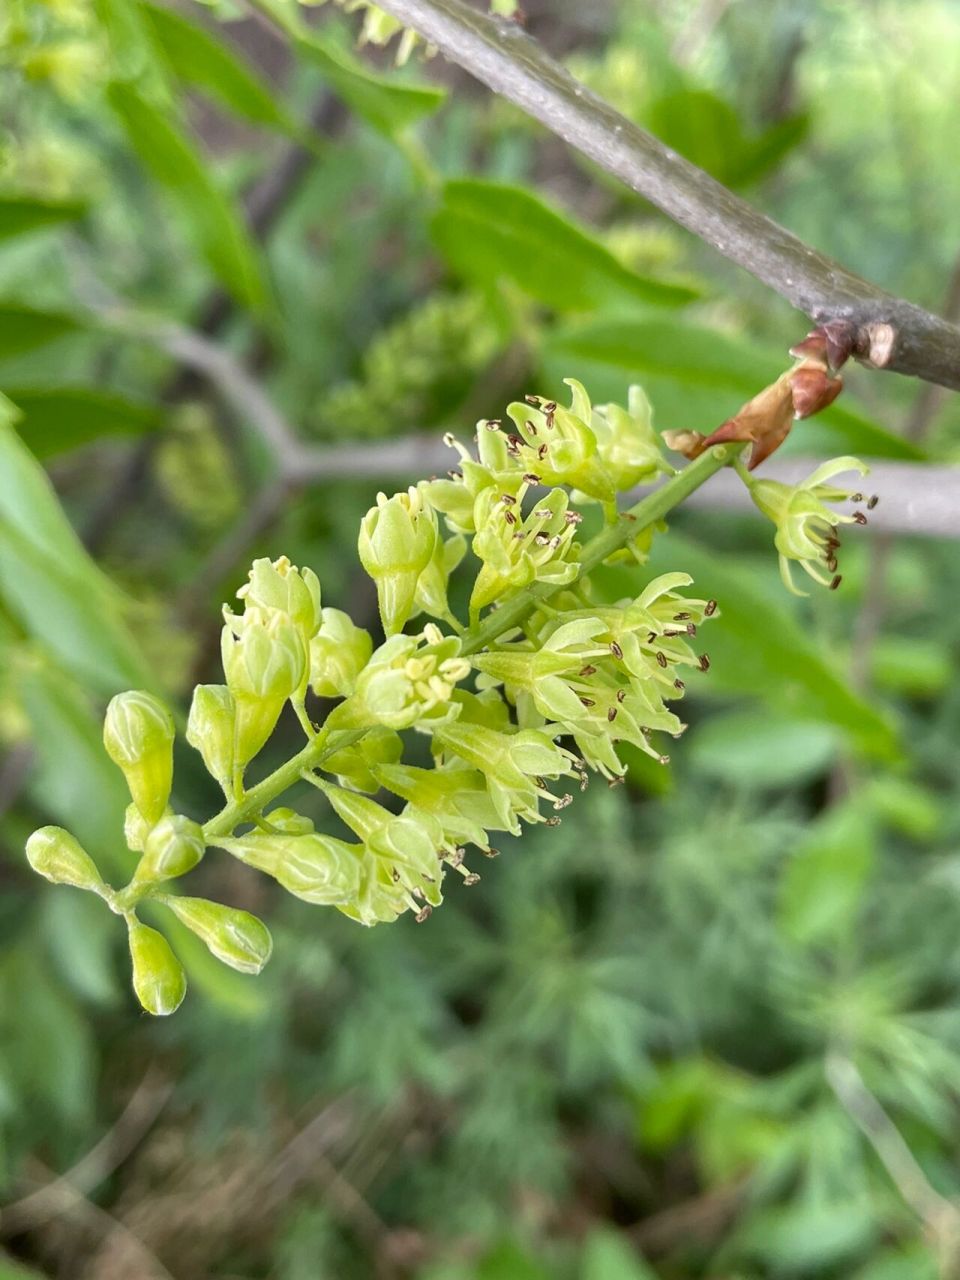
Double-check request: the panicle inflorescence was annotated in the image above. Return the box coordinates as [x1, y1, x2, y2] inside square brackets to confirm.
[23, 370, 868, 1014]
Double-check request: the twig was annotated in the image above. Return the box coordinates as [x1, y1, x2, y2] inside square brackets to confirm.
[826, 1051, 960, 1273]
[0, 1066, 173, 1237]
[372, 0, 960, 391]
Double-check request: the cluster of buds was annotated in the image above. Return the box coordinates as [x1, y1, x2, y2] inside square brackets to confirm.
[25, 349, 867, 1015]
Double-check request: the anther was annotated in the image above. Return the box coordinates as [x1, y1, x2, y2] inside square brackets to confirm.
[504, 510, 517, 525]
[853, 511, 868, 525]
[659, 754, 670, 766]
[579, 697, 596, 707]
[686, 623, 697, 636]
[705, 600, 718, 617]
[829, 574, 843, 590]
[610, 641, 623, 659]
[523, 473, 541, 484]
[565, 511, 582, 524]
[543, 401, 557, 413]
[415, 906, 433, 924]
[501, 493, 516, 505]
[442, 432, 456, 446]
[616, 688, 626, 702]
[674, 612, 691, 621]
[524, 395, 541, 406]
[607, 706, 617, 722]
[538, 443, 549, 459]
[462, 872, 481, 886]
[867, 494, 879, 509]
[656, 652, 668, 668]
[484, 419, 502, 430]
[674, 678, 685, 690]
[484, 847, 500, 858]
[579, 664, 597, 676]
[647, 631, 657, 643]
[545, 816, 562, 826]
[698, 654, 711, 672]
[850, 492, 864, 503]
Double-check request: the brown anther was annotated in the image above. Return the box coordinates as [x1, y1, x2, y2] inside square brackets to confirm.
[565, 511, 582, 524]
[534, 532, 550, 546]
[607, 706, 617, 722]
[525, 420, 538, 436]
[484, 847, 500, 858]
[484, 419, 502, 430]
[579, 697, 596, 708]
[698, 654, 711, 672]
[616, 688, 626, 703]
[826, 557, 838, 573]
[463, 873, 481, 886]
[610, 641, 623, 659]
[656, 652, 668, 668]
[545, 816, 562, 826]
[505, 511, 518, 525]
[579, 665, 597, 677]
[501, 493, 516, 505]
[674, 678, 685, 690]
[415, 906, 433, 924]
[853, 511, 868, 526]
[523, 473, 541, 485]
[507, 434, 523, 451]
[850, 492, 864, 503]
[829, 574, 843, 590]
[543, 401, 557, 413]
[705, 600, 718, 617]
[524, 394, 541, 406]
[674, 612, 691, 621]
[867, 494, 879, 510]
[554, 793, 573, 810]
[647, 631, 657, 643]
[538, 443, 549, 459]
[659, 754, 671, 765]
[607, 775, 625, 788]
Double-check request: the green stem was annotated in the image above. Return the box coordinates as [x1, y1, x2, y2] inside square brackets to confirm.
[200, 446, 739, 839]
[460, 445, 741, 656]
[203, 729, 367, 839]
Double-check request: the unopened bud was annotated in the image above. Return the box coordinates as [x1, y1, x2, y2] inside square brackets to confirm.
[127, 921, 186, 1016]
[26, 826, 105, 893]
[124, 802, 153, 852]
[215, 830, 362, 906]
[238, 557, 322, 642]
[103, 691, 175, 825]
[309, 609, 373, 698]
[137, 814, 205, 883]
[157, 896, 272, 974]
[358, 489, 437, 635]
[186, 684, 235, 791]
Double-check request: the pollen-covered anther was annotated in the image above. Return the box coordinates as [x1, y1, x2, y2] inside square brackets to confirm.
[610, 641, 623, 658]
[607, 706, 617, 722]
[483, 847, 500, 858]
[698, 654, 711, 672]
[415, 905, 433, 923]
[545, 816, 562, 827]
[524, 394, 542, 406]
[484, 419, 501, 431]
[674, 612, 691, 621]
[565, 511, 582, 525]
[504, 510, 517, 525]
[853, 511, 868, 526]
[674, 678, 685, 690]
[553, 793, 573, 810]
[523, 473, 541, 485]
[501, 493, 516, 506]
[705, 600, 718, 616]
[659, 754, 671, 765]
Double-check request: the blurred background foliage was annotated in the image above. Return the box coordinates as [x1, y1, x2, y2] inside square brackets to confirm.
[1, 0, 960, 1276]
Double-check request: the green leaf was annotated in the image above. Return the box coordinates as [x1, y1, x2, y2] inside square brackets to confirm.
[636, 530, 900, 760]
[107, 83, 269, 312]
[7, 387, 161, 458]
[296, 29, 446, 137]
[581, 1228, 658, 1280]
[0, 304, 83, 360]
[17, 659, 131, 875]
[432, 180, 699, 312]
[869, 635, 951, 698]
[141, 3, 299, 134]
[0, 1255, 48, 1280]
[0, 197, 86, 245]
[0, 395, 154, 694]
[689, 709, 842, 788]
[779, 800, 875, 946]
[542, 317, 925, 461]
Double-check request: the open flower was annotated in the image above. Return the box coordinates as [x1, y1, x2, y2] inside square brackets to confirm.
[746, 456, 871, 595]
[470, 485, 581, 618]
[331, 624, 470, 732]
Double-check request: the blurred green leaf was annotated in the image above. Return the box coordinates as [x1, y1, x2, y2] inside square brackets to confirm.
[298, 32, 445, 136]
[107, 83, 269, 312]
[864, 776, 943, 842]
[869, 635, 951, 698]
[432, 180, 699, 312]
[779, 801, 875, 946]
[0, 1255, 48, 1279]
[581, 1228, 658, 1280]
[646, 89, 808, 188]
[142, 3, 299, 134]
[637, 531, 900, 760]
[542, 317, 925, 460]
[42, 891, 121, 1007]
[7, 387, 161, 458]
[0, 400, 154, 693]
[18, 658, 131, 875]
[737, 1199, 877, 1272]
[0, 305, 84, 360]
[0, 197, 86, 244]
[688, 709, 841, 788]
[475, 1242, 550, 1280]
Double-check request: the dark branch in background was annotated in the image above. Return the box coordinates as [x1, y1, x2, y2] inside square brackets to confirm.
[374, 0, 960, 391]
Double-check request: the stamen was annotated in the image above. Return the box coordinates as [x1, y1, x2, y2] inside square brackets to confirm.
[607, 706, 617, 722]
[674, 678, 685, 690]
[610, 641, 623, 658]
[579, 664, 597, 676]
[829, 574, 843, 590]
[705, 600, 718, 616]
[415, 905, 433, 924]
[656, 652, 668, 668]
[523, 473, 541, 485]
[698, 654, 711, 672]
[853, 511, 868, 525]
[579, 697, 596, 708]
[867, 494, 879, 509]
[674, 612, 691, 621]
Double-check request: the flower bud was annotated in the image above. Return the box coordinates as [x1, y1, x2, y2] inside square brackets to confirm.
[358, 488, 437, 635]
[309, 608, 373, 699]
[214, 831, 363, 905]
[137, 814, 205, 883]
[127, 921, 186, 1016]
[237, 556, 322, 644]
[157, 896, 272, 974]
[186, 684, 235, 792]
[265, 807, 315, 835]
[102, 691, 175, 825]
[124, 802, 154, 852]
[25, 826, 106, 893]
[221, 611, 307, 767]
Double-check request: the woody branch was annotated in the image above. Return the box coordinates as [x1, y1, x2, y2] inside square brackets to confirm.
[374, 0, 960, 392]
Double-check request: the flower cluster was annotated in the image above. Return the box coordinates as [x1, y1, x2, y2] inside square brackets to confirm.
[23, 362, 869, 1014]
